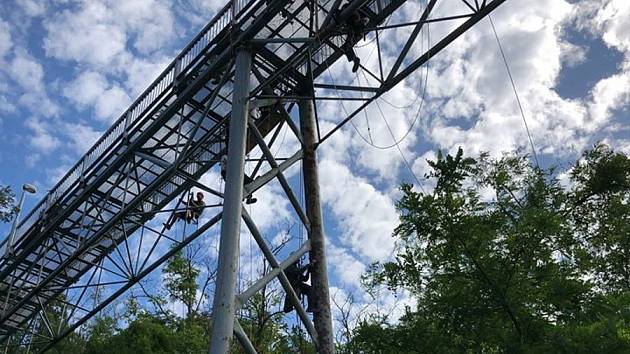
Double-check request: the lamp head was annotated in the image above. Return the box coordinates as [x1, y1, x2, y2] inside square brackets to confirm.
[22, 184, 37, 194]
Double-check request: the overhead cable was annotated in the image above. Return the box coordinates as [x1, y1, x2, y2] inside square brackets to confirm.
[489, 15, 540, 168]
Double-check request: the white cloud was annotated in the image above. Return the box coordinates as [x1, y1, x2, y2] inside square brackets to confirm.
[9, 49, 44, 93]
[63, 123, 102, 154]
[559, 41, 587, 68]
[246, 180, 292, 232]
[16, 0, 47, 17]
[109, 0, 177, 54]
[5, 49, 59, 117]
[328, 244, 366, 289]
[319, 158, 398, 262]
[174, 0, 225, 27]
[43, 2, 128, 68]
[588, 72, 630, 126]
[18, 92, 60, 118]
[0, 95, 15, 114]
[63, 71, 131, 121]
[587, 0, 630, 56]
[43, 0, 177, 69]
[0, 19, 13, 58]
[26, 118, 60, 152]
[120, 55, 171, 96]
[421, 0, 588, 155]
[573, 1, 630, 131]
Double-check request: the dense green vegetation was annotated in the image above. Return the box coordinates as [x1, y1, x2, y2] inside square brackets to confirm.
[351, 144, 630, 353]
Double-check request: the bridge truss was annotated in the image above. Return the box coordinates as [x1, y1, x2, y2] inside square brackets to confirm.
[0, 0, 507, 352]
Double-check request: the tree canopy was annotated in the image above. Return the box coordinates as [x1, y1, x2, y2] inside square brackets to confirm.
[0, 185, 17, 223]
[352, 144, 630, 353]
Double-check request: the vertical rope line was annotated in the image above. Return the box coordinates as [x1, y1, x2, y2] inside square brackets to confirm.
[488, 15, 540, 168]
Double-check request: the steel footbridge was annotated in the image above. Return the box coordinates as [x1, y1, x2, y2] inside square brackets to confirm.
[0, 0, 507, 352]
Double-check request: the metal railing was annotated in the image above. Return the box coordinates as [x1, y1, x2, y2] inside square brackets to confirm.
[6, 0, 261, 250]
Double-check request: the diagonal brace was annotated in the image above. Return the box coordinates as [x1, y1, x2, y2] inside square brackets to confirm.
[385, 0, 437, 83]
[239, 209, 318, 345]
[248, 119, 310, 230]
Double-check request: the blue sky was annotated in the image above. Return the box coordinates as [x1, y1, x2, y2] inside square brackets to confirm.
[0, 0, 629, 327]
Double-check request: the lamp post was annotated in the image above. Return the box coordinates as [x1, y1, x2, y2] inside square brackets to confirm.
[4, 184, 37, 258]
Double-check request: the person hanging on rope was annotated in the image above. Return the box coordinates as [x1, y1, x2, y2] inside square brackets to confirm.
[164, 192, 205, 230]
[220, 154, 258, 204]
[283, 259, 315, 313]
[337, 3, 369, 73]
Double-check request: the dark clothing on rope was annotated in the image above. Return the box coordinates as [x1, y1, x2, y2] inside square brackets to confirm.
[337, 4, 369, 73]
[283, 262, 314, 313]
[186, 199, 205, 220]
[164, 194, 205, 230]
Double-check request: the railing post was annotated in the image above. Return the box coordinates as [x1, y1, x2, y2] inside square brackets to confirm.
[208, 46, 251, 354]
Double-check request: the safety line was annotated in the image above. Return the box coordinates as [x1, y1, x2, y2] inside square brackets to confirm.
[489, 15, 540, 168]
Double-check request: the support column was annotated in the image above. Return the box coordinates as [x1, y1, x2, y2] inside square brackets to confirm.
[209, 47, 251, 354]
[299, 97, 334, 353]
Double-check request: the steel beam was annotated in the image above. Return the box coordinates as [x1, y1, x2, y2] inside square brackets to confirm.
[299, 97, 334, 353]
[385, 0, 436, 82]
[240, 210, 318, 343]
[233, 320, 257, 354]
[209, 47, 252, 354]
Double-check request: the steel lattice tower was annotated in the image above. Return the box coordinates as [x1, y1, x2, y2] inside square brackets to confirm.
[0, 0, 507, 352]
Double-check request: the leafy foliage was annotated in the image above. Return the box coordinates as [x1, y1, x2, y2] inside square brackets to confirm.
[0, 185, 17, 223]
[356, 145, 630, 353]
[163, 249, 201, 317]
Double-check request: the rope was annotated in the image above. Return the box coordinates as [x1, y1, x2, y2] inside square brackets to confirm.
[318, 6, 432, 192]
[375, 99, 426, 192]
[488, 15, 540, 168]
[323, 17, 431, 150]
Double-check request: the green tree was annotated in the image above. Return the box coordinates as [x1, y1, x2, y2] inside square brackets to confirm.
[355, 145, 630, 353]
[163, 248, 201, 317]
[569, 144, 630, 292]
[0, 185, 17, 223]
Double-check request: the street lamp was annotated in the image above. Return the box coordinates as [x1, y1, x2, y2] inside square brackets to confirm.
[4, 184, 37, 258]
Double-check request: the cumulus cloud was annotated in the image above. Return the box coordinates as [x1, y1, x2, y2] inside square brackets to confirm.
[26, 118, 60, 152]
[16, 0, 47, 17]
[418, 1, 590, 156]
[43, 0, 177, 67]
[41, 0, 179, 124]
[581, 0, 630, 56]
[63, 71, 131, 121]
[0, 19, 13, 58]
[319, 158, 398, 262]
[43, 2, 128, 68]
[588, 72, 630, 126]
[4, 49, 59, 117]
[9, 49, 45, 93]
[573, 0, 630, 131]
[63, 123, 102, 154]
[328, 244, 366, 289]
